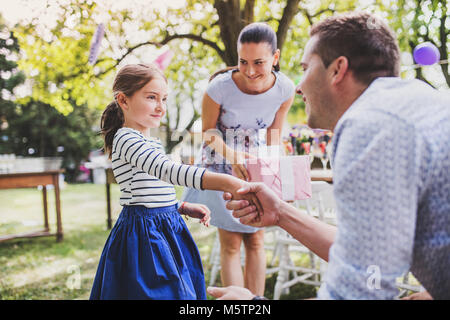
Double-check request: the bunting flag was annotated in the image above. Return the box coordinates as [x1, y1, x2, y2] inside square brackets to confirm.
[88, 23, 105, 65]
[153, 49, 174, 70]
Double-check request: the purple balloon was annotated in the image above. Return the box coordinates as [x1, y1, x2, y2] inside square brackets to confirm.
[413, 42, 440, 66]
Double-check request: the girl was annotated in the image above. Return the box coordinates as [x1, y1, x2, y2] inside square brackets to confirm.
[90, 63, 261, 300]
[182, 23, 295, 295]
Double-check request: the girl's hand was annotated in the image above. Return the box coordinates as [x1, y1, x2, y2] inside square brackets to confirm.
[229, 181, 264, 223]
[179, 202, 211, 227]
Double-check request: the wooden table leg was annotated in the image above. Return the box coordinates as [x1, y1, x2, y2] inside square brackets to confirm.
[106, 182, 112, 229]
[42, 185, 49, 231]
[53, 173, 63, 242]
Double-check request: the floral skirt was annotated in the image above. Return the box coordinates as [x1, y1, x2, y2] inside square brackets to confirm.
[90, 204, 206, 300]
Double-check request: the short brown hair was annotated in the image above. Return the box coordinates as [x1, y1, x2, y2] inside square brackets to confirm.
[309, 12, 400, 85]
[100, 63, 166, 158]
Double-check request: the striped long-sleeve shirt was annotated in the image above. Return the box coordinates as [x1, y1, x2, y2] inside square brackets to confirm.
[111, 127, 206, 208]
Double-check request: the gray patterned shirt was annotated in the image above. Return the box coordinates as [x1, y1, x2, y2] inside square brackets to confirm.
[317, 77, 450, 299]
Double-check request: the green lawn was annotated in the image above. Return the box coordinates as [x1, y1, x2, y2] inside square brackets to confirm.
[0, 183, 316, 300]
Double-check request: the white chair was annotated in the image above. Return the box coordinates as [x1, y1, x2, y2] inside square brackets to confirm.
[208, 231, 222, 286]
[264, 225, 284, 275]
[272, 181, 337, 299]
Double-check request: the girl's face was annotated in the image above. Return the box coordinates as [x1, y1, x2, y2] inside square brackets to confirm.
[237, 42, 279, 91]
[119, 76, 168, 133]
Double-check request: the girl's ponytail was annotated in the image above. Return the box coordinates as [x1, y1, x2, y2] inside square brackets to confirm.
[101, 100, 124, 158]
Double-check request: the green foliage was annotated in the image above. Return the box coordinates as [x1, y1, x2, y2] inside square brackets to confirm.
[8, 0, 448, 156]
[14, 1, 112, 115]
[371, 0, 449, 87]
[0, 100, 103, 182]
[0, 16, 26, 133]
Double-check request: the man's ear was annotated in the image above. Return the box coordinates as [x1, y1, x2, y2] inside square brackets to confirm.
[116, 92, 128, 111]
[329, 56, 349, 85]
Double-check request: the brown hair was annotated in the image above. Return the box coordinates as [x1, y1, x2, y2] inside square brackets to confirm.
[210, 22, 280, 82]
[100, 63, 166, 158]
[309, 12, 400, 85]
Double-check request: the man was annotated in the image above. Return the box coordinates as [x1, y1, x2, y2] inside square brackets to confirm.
[207, 12, 450, 299]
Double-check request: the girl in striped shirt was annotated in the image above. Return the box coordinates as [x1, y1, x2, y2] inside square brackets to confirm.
[90, 63, 261, 300]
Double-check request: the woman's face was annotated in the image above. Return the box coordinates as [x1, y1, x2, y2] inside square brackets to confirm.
[238, 42, 279, 92]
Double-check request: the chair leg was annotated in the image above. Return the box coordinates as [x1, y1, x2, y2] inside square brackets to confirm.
[270, 241, 281, 266]
[308, 251, 319, 283]
[273, 244, 290, 300]
[209, 253, 221, 286]
[208, 233, 221, 286]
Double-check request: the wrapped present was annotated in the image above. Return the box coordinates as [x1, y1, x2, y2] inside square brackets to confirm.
[243, 156, 312, 201]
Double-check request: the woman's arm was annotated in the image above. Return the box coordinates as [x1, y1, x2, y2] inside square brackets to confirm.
[202, 93, 251, 181]
[266, 95, 295, 146]
[202, 93, 243, 164]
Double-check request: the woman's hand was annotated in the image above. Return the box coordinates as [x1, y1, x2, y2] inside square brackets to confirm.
[179, 202, 211, 227]
[231, 163, 249, 181]
[230, 151, 255, 181]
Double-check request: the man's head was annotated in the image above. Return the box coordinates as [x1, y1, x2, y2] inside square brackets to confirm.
[297, 12, 400, 130]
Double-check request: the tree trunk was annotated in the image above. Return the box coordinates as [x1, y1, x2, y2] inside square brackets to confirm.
[214, 0, 244, 66]
[277, 0, 301, 51]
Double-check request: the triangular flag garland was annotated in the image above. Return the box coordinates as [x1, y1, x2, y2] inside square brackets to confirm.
[88, 23, 105, 65]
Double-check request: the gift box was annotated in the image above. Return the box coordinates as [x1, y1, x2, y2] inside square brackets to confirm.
[243, 156, 312, 201]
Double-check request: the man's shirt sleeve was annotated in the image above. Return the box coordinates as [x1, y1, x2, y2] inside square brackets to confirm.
[318, 111, 420, 299]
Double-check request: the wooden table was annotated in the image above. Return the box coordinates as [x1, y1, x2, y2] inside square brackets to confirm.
[310, 169, 333, 183]
[0, 170, 64, 242]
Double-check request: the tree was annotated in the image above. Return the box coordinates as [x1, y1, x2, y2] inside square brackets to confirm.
[12, 0, 360, 152]
[1, 99, 102, 181]
[0, 15, 26, 150]
[374, 0, 449, 88]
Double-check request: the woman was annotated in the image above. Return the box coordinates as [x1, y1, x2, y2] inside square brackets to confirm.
[183, 22, 295, 295]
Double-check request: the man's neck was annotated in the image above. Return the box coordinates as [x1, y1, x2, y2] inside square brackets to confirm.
[330, 80, 370, 132]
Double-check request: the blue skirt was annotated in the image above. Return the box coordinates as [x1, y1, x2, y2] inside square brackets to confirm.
[90, 204, 206, 300]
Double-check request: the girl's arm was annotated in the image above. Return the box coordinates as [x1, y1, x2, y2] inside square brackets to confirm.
[202, 93, 244, 164]
[201, 170, 263, 214]
[114, 129, 205, 190]
[266, 95, 295, 146]
[113, 129, 262, 212]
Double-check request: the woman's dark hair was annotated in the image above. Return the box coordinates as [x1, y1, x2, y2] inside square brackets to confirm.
[101, 63, 166, 158]
[210, 22, 280, 81]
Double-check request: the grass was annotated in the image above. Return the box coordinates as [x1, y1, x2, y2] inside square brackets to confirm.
[0, 183, 317, 300]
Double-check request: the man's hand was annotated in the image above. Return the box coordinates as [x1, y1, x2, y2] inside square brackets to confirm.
[207, 286, 256, 300]
[223, 182, 282, 227]
[401, 291, 433, 300]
